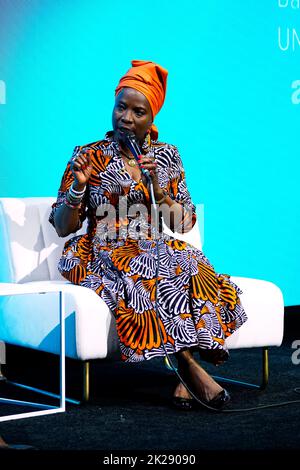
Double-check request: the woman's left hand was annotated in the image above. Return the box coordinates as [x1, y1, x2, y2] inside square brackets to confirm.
[138, 155, 166, 201]
[138, 155, 158, 184]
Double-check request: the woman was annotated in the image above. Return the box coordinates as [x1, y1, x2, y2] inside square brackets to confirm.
[49, 60, 247, 410]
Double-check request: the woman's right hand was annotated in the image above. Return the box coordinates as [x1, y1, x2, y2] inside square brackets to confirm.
[70, 147, 93, 188]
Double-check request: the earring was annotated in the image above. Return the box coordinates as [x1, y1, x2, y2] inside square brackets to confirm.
[146, 131, 151, 146]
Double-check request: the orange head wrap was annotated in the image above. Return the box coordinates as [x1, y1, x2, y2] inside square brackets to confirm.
[115, 60, 168, 140]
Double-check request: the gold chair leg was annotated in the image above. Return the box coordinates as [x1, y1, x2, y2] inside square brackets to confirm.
[260, 346, 269, 390]
[83, 361, 90, 402]
[211, 346, 270, 390]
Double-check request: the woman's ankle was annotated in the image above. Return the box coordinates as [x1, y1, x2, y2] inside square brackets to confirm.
[176, 349, 194, 366]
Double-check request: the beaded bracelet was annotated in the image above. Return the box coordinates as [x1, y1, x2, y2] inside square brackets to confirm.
[66, 190, 83, 205]
[67, 187, 85, 203]
[64, 198, 81, 210]
[68, 190, 83, 200]
[69, 187, 85, 199]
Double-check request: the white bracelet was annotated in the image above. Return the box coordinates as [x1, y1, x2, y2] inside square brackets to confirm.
[70, 183, 86, 195]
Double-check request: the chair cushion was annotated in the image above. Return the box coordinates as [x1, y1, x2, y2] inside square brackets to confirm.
[226, 276, 284, 348]
[0, 280, 120, 360]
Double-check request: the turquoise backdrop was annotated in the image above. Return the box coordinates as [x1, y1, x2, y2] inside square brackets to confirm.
[0, 0, 299, 305]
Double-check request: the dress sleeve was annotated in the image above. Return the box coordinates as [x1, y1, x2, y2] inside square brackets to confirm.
[167, 146, 197, 233]
[48, 146, 88, 231]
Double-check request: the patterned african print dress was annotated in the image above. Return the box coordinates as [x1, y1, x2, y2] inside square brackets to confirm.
[49, 132, 247, 362]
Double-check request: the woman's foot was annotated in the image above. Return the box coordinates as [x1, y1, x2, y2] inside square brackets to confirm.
[172, 349, 231, 410]
[172, 382, 194, 410]
[173, 381, 192, 400]
[178, 352, 223, 402]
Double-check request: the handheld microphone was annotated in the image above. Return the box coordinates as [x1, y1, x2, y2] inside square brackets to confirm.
[124, 132, 151, 181]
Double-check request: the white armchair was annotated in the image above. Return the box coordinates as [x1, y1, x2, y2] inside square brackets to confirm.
[0, 197, 284, 401]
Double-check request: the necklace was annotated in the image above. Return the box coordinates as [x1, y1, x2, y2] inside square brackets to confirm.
[120, 149, 137, 167]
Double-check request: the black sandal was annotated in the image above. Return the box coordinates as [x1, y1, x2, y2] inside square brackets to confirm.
[172, 388, 231, 411]
[172, 396, 195, 411]
[206, 388, 231, 410]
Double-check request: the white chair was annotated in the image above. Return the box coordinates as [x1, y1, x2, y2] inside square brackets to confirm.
[0, 197, 284, 401]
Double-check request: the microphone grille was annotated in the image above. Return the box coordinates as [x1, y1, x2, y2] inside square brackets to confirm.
[124, 131, 136, 143]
